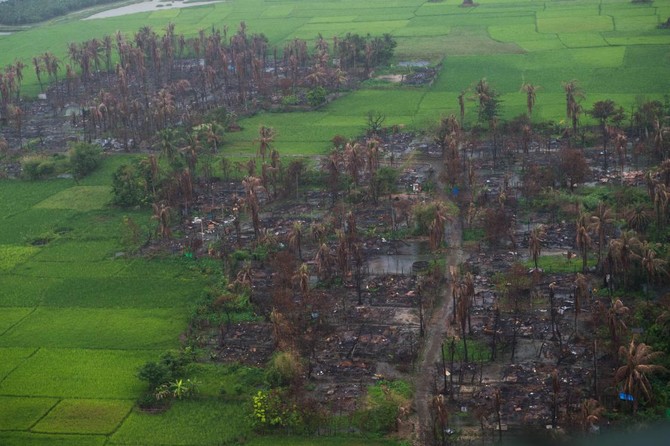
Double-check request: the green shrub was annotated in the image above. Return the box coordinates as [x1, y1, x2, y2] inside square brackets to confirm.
[137, 351, 192, 391]
[355, 380, 412, 435]
[265, 351, 303, 388]
[21, 155, 55, 180]
[68, 142, 101, 181]
[307, 87, 327, 107]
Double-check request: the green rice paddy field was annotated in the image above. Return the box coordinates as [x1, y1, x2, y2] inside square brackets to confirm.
[1, 0, 669, 157]
[1, 0, 669, 444]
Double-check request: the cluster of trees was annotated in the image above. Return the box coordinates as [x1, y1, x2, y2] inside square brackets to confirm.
[0, 0, 120, 25]
[1, 22, 396, 153]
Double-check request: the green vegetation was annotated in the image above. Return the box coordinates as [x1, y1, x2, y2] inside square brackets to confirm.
[0, 0, 121, 25]
[1, 0, 670, 444]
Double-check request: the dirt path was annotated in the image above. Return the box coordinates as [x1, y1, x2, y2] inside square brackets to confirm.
[414, 215, 463, 444]
[410, 152, 465, 443]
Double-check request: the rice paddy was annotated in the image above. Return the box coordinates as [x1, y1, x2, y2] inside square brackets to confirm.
[1, 0, 669, 443]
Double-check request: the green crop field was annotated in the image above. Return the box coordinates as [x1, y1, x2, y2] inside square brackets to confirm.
[1, 0, 670, 444]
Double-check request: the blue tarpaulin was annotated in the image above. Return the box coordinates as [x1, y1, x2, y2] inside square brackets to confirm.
[619, 392, 634, 401]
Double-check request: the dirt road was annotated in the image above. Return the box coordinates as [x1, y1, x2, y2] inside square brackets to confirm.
[414, 215, 463, 444]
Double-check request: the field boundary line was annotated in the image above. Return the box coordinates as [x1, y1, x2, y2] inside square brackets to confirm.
[0, 307, 38, 337]
[26, 397, 61, 431]
[0, 346, 39, 387]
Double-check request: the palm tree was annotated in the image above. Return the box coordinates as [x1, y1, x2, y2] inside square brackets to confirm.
[152, 202, 172, 239]
[257, 125, 275, 162]
[458, 90, 467, 125]
[608, 230, 641, 289]
[429, 202, 448, 251]
[344, 142, 363, 187]
[243, 176, 263, 238]
[625, 204, 652, 233]
[615, 338, 667, 413]
[432, 394, 449, 445]
[652, 182, 668, 228]
[589, 100, 625, 171]
[293, 263, 310, 299]
[589, 203, 613, 270]
[639, 242, 668, 290]
[575, 214, 592, 273]
[314, 243, 333, 281]
[562, 80, 584, 137]
[574, 273, 589, 337]
[529, 226, 544, 270]
[580, 399, 605, 432]
[335, 229, 349, 278]
[607, 298, 629, 348]
[614, 130, 628, 178]
[521, 82, 539, 119]
[310, 222, 328, 245]
[550, 369, 560, 428]
[287, 221, 303, 261]
[32, 56, 43, 92]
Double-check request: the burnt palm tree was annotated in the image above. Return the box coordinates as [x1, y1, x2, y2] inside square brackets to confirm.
[589, 100, 625, 171]
[257, 125, 275, 162]
[344, 142, 363, 187]
[562, 80, 584, 137]
[615, 338, 667, 414]
[244, 176, 264, 238]
[607, 298, 629, 349]
[287, 221, 304, 261]
[580, 399, 605, 432]
[293, 263, 310, 299]
[589, 203, 613, 270]
[574, 273, 589, 337]
[575, 213, 592, 273]
[32, 56, 44, 92]
[625, 205, 652, 233]
[521, 82, 539, 119]
[310, 222, 328, 246]
[640, 241, 668, 290]
[614, 130, 628, 178]
[457, 90, 466, 125]
[152, 202, 172, 239]
[550, 369, 560, 428]
[608, 230, 641, 289]
[429, 202, 448, 251]
[652, 182, 668, 228]
[529, 226, 544, 270]
[314, 243, 333, 282]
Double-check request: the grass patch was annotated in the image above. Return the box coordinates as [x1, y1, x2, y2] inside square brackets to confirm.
[109, 399, 252, 445]
[12, 258, 126, 278]
[0, 307, 34, 334]
[190, 363, 265, 399]
[0, 245, 39, 271]
[0, 432, 107, 446]
[462, 227, 485, 243]
[34, 186, 111, 212]
[0, 396, 58, 430]
[0, 275, 59, 307]
[247, 438, 401, 446]
[523, 254, 596, 274]
[0, 308, 185, 349]
[33, 399, 133, 434]
[29, 239, 118, 262]
[41, 274, 202, 308]
[0, 348, 150, 398]
[443, 337, 492, 363]
[0, 347, 38, 380]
